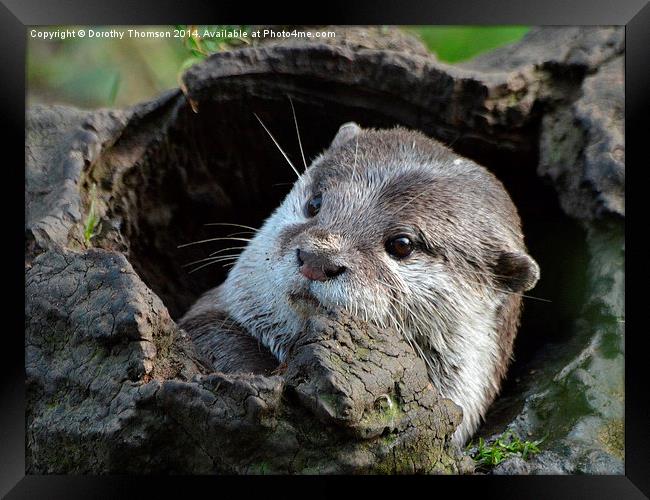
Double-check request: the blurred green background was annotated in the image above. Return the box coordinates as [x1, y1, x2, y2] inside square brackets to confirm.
[27, 26, 529, 109]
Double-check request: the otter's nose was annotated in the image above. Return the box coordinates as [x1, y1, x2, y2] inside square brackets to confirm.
[296, 249, 347, 281]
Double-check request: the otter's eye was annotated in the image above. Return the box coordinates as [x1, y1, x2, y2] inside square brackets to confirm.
[385, 235, 414, 259]
[305, 192, 322, 217]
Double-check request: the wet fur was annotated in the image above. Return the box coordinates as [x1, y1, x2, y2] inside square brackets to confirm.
[180, 125, 539, 444]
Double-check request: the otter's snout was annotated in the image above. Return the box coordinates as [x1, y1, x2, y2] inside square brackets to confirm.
[296, 249, 347, 282]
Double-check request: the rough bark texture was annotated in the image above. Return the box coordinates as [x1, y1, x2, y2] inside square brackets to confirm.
[26, 247, 466, 473]
[25, 26, 624, 474]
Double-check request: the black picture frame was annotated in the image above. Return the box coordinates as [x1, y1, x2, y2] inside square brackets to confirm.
[5, 0, 647, 497]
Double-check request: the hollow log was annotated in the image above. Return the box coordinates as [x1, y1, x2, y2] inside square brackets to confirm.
[25, 26, 624, 474]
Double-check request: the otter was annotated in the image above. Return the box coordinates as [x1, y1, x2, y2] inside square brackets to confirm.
[179, 122, 540, 444]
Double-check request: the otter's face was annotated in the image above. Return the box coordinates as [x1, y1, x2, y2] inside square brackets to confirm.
[222, 123, 539, 378]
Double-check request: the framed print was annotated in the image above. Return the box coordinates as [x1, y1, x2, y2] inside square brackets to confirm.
[4, 0, 647, 497]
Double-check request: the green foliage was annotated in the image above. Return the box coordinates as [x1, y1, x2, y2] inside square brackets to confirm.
[175, 25, 252, 74]
[466, 431, 544, 469]
[83, 184, 101, 246]
[28, 26, 189, 107]
[249, 461, 270, 474]
[175, 25, 252, 56]
[28, 25, 529, 108]
[405, 26, 530, 63]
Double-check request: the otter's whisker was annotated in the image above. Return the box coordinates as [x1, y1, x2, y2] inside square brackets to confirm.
[189, 254, 241, 266]
[393, 191, 427, 215]
[209, 246, 247, 257]
[384, 303, 415, 351]
[177, 237, 252, 249]
[187, 255, 241, 274]
[519, 294, 551, 303]
[253, 112, 300, 179]
[288, 96, 307, 171]
[221, 231, 256, 238]
[182, 252, 243, 268]
[386, 294, 437, 376]
[377, 279, 404, 295]
[204, 222, 259, 232]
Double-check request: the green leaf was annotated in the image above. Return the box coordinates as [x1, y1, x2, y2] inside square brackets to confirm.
[107, 72, 121, 106]
[83, 184, 101, 246]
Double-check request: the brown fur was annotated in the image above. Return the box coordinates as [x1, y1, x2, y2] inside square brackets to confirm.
[179, 292, 278, 375]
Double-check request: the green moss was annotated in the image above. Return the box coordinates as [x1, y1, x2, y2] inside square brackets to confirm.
[373, 434, 455, 474]
[355, 347, 371, 360]
[361, 394, 405, 429]
[382, 432, 399, 446]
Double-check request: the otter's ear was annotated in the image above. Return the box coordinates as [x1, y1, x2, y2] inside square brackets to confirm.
[330, 122, 361, 149]
[493, 251, 540, 293]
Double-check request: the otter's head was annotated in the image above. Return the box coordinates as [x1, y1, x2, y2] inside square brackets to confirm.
[222, 123, 539, 442]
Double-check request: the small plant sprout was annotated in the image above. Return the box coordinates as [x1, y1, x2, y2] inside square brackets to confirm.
[466, 431, 544, 469]
[83, 184, 102, 246]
